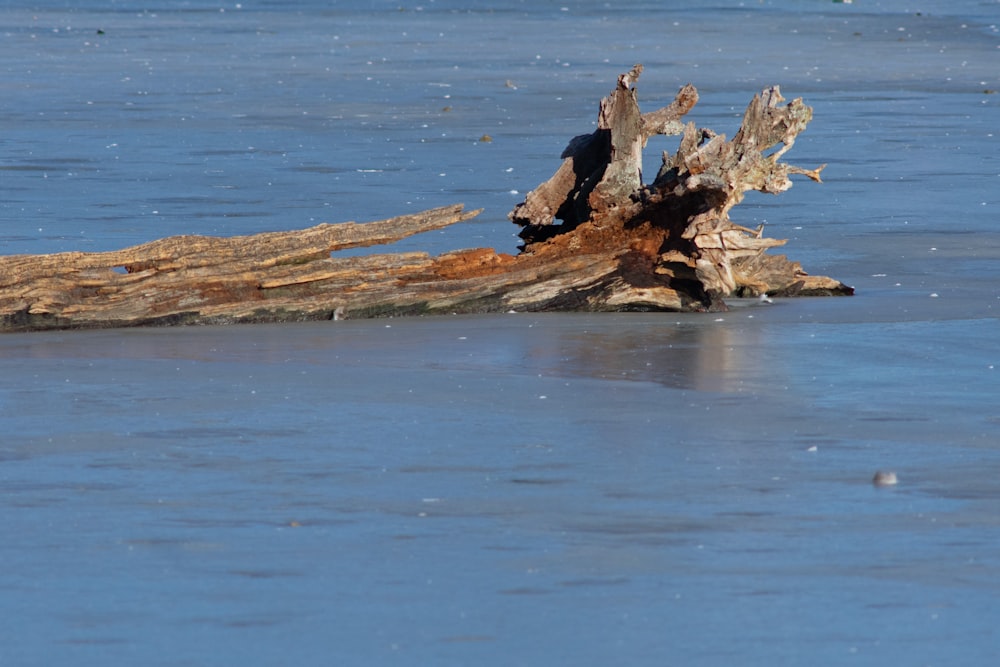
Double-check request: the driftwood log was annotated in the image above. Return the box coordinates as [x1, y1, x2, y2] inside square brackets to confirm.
[0, 66, 851, 332]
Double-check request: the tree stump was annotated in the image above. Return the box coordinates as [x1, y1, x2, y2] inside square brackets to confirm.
[0, 66, 851, 332]
[511, 64, 848, 308]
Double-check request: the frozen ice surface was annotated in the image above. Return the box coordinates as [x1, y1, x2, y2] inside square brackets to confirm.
[1, 2, 999, 666]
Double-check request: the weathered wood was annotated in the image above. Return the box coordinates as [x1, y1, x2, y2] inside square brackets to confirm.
[0, 66, 851, 332]
[512, 67, 849, 305]
[0, 204, 487, 330]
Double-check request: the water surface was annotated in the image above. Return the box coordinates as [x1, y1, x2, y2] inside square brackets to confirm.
[2, 1, 999, 665]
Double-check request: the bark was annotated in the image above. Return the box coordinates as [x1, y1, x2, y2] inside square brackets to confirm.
[0, 66, 851, 332]
[512, 66, 849, 304]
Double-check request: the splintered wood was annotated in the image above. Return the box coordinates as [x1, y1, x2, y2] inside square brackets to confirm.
[0, 66, 850, 331]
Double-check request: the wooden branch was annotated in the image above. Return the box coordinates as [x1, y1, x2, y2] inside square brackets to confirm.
[0, 66, 851, 332]
[0, 205, 485, 330]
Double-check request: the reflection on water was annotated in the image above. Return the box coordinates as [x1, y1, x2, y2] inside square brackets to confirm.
[0, 309, 774, 394]
[536, 312, 770, 392]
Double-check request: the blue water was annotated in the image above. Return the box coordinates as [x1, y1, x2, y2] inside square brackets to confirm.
[2, 1, 1000, 665]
